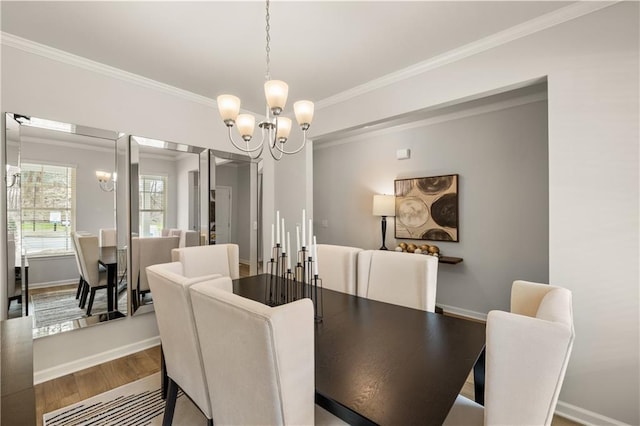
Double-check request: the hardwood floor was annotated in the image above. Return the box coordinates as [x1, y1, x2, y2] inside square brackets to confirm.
[34, 346, 161, 426]
[35, 343, 582, 426]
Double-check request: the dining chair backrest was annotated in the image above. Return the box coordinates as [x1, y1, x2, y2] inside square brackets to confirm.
[70, 231, 85, 280]
[136, 236, 180, 293]
[190, 281, 314, 425]
[444, 280, 574, 426]
[6, 238, 18, 298]
[180, 230, 200, 248]
[356, 250, 439, 312]
[146, 262, 229, 420]
[485, 280, 574, 425]
[99, 228, 117, 247]
[316, 244, 363, 295]
[171, 244, 239, 279]
[76, 234, 102, 288]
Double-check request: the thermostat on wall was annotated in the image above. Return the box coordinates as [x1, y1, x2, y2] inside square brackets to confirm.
[396, 148, 411, 160]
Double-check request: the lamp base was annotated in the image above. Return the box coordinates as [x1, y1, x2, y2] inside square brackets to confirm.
[379, 246, 388, 251]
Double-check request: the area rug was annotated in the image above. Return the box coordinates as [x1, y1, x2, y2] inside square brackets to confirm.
[43, 373, 208, 426]
[32, 287, 128, 328]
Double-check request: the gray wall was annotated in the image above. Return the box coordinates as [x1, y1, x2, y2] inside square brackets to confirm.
[314, 99, 549, 314]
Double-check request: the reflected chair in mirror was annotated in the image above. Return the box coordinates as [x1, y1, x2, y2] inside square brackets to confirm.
[6, 236, 21, 311]
[170, 244, 239, 280]
[316, 244, 363, 295]
[147, 263, 230, 426]
[356, 250, 439, 312]
[180, 230, 200, 248]
[444, 280, 575, 426]
[99, 228, 117, 247]
[70, 231, 86, 300]
[132, 236, 180, 309]
[190, 280, 346, 425]
[76, 234, 109, 316]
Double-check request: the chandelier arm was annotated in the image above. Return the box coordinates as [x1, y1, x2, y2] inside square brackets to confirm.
[227, 126, 264, 153]
[273, 131, 308, 155]
[246, 138, 264, 160]
[268, 144, 284, 161]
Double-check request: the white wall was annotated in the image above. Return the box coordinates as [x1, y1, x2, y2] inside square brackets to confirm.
[308, 3, 639, 424]
[314, 98, 549, 314]
[0, 41, 275, 374]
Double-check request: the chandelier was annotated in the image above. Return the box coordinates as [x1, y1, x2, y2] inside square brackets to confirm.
[216, 0, 314, 161]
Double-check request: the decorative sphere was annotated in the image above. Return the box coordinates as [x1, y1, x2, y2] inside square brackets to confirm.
[407, 243, 417, 253]
[394, 246, 403, 252]
[399, 242, 408, 249]
[428, 245, 440, 254]
[420, 244, 430, 252]
[414, 248, 422, 254]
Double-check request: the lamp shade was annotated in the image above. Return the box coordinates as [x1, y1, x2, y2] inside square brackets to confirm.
[95, 170, 111, 183]
[276, 117, 292, 140]
[294, 100, 314, 126]
[264, 80, 289, 111]
[373, 194, 395, 217]
[236, 114, 256, 139]
[217, 95, 241, 122]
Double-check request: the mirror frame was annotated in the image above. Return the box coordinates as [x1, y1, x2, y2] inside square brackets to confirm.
[3, 112, 128, 335]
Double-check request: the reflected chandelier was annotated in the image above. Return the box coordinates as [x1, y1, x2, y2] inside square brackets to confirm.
[216, 0, 314, 161]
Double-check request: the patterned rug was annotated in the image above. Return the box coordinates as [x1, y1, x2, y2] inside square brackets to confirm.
[43, 373, 207, 426]
[32, 286, 128, 328]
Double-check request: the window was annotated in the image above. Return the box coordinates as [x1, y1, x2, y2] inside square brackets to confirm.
[139, 175, 167, 236]
[20, 163, 76, 256]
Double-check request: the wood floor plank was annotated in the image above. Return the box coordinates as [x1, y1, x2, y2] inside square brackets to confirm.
[73, 365, 110, 400]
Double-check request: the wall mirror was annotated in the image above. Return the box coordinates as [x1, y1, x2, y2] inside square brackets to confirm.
[128, 135, 209, 315]
[3, 113, 128, 338]
[209, 149, 263, 277]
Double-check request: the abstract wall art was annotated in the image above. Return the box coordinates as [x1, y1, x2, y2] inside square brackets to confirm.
[394, 174, 459, 242]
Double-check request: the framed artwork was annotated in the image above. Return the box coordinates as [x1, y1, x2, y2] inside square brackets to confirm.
[394, 174, 459, 242]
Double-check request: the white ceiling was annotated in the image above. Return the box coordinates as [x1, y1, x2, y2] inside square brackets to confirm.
[1, 1, 572, 114]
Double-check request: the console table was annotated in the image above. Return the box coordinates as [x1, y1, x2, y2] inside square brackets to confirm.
[1, 317, 35, 426]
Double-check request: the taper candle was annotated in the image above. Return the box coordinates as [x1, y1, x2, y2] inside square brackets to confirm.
[287, 232, 292, 270]
[276, 211, 280, 244]
[281, 218, 286, 253]
[302, 209, 306, 247]
[308, 219, 313, 255]
[313, 236, 319, 275]
[296, 226, 301, 253]
[271, 224, 274, 249]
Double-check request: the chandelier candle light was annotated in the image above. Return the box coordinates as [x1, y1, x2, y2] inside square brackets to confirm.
[216, 0, 314, 161]
[267, 209, 322, 321]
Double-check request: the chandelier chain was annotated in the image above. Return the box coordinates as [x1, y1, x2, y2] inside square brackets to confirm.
[265, 0, 271, 81]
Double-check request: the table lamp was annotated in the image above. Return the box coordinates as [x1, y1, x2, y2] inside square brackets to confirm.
[373, 194, 395, 250]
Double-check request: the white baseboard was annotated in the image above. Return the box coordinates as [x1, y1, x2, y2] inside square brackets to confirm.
[34, 336, 161, 384]
[555, 401, 631, 426]
[29, 279, 77, 289]
[439, 304, 630, 426]
[437, 303, 487, 322]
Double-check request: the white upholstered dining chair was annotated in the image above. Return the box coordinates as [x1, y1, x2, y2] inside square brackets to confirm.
[76, 234, 108, 315]
[171, 244, 239, 279]
[444, 280, 575, 426]
[98, 228, 117, 247]
[316, 244, 363, 295]
[146, 262, 229, 426]
[131, 236, 180, 308]
[189, 280, 347, 425]
[6, 236, 21, 310]
[356, 250, 439, 312]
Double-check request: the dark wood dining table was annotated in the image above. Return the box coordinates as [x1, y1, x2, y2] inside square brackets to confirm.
[233, 274, 486, 426]
[98, 246, 119, 312]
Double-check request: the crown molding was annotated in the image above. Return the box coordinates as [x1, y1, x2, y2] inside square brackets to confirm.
[2, 1, 617, 114]
[1, 32, 217, 109]
[315, 1, 618, 110]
